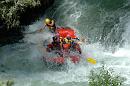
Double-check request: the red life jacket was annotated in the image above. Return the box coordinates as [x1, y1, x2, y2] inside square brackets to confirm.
[62, 44, 71, 49]
[56, 27, 77, 39]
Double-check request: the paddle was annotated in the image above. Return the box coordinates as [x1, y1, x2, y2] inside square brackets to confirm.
[23, 25, 46, 34]
[86, 57, 97, 64]
[76, 37, 90, 44]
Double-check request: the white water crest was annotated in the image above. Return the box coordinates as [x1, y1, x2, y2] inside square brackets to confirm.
[0, 0, 130, 86]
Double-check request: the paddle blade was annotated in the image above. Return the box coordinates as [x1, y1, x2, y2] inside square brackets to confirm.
[37, 28, 44, 32]
[86, 58, 96, 64]
[77, 41, 83, 44]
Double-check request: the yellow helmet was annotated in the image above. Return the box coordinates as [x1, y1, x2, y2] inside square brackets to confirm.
[60, 37, 62, 39]
[64, 38, 69, 43]
[44, 18, 51, 24]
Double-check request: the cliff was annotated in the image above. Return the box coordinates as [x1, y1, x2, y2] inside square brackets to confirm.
[0, 0, 54, 46]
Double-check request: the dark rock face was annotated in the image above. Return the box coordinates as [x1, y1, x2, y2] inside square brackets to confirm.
[0, 26, 23, 47]
[20, 0, 54, 25]
[0, 0, 55, 46]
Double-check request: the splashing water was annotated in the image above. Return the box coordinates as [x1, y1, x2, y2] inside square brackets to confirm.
[0, 0, 130, 86]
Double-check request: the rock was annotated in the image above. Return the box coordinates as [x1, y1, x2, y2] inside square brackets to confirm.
[0, 0, 55, 46]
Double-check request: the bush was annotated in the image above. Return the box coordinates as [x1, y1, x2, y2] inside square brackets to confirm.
[0, 80, 14, 86]
[88, 65, 126, 86]
[0, 0, 41, 28]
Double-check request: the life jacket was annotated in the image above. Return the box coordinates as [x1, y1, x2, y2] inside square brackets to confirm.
[62, 38, 71, 50]
[56, 27, 77, 39]
[62, 44, 71, 50]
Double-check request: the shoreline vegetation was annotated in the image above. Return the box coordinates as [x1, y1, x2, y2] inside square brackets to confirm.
[0, 0, 40, 28]
[0, 66, 126, 86]
[88, 65, 126, 86]
[0, 0, 54, 28]
[0, 80, 14, 86]
[0, 0, 54, 46]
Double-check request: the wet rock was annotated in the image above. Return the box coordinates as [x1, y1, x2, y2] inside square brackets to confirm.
[0, 0, 55, 46]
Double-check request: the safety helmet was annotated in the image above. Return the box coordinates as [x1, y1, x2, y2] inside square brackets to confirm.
[45, 18, 51, 24]
[60, 37, 62, 39]
[64, 38, 69, 43]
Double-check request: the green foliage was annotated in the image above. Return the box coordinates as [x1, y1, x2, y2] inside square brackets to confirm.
[88, 66, 126, 86]
[0, 80, 14, 86]
[0, 0, 41, 28]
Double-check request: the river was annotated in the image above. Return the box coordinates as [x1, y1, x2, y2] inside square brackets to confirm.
[0, 0, 130, 86]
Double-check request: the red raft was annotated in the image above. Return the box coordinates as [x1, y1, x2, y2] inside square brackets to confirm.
[43, 27, 81, 65]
